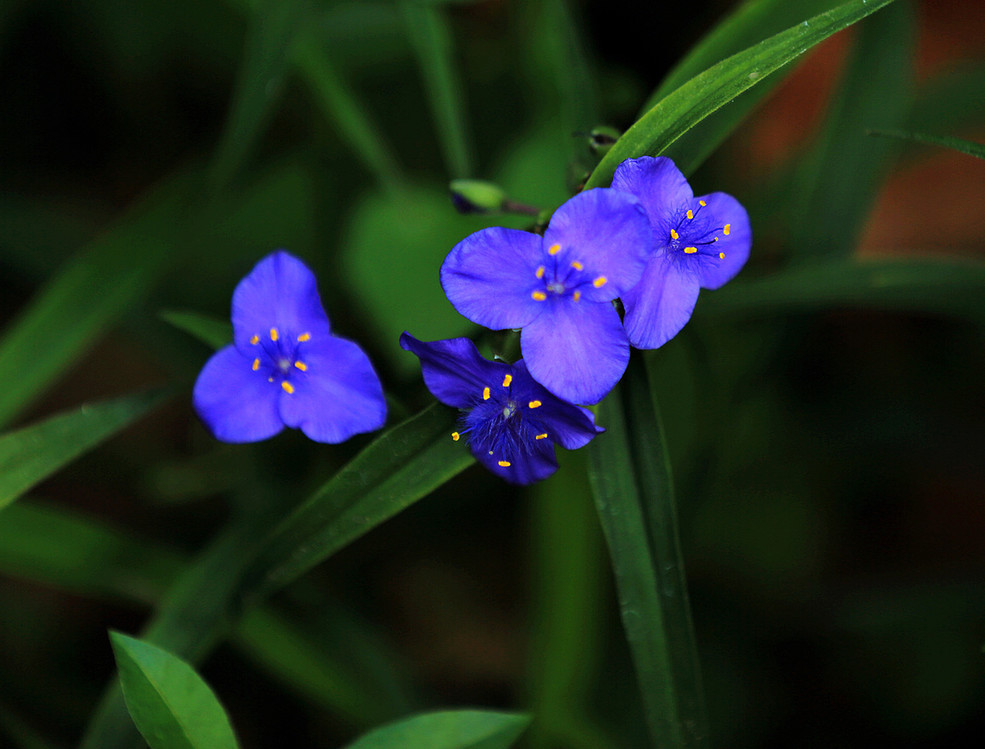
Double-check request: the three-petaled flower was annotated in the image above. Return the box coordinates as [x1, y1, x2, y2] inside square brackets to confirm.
[610, 156, 752, 349]
[193, 251, 387, 443]
[400, 333, 603, 485]
[440, 188, 652, 405]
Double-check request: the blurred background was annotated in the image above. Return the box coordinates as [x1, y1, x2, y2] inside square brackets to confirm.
[1, 0, 984, 746]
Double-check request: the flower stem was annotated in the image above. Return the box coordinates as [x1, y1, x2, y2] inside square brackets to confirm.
[587, 353, 709, 747]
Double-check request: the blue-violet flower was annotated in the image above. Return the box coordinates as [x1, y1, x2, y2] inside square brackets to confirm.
[440, 188, 652, 405]
[610, 155, 752, 349]
[400, 333, 603, 485]
[193, 250, 386, 443]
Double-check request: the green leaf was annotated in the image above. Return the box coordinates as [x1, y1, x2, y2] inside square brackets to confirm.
[584, 0, 899, 189]
[159, 310, 232, 351]
[400, 0, 473, 177]
[867, 129, 985, 161]
[110, 632, 240, 749]
[587, 356, 707, 747]
[0, 173, 190, 429]
[702, 257, 985, 322]
[239, 402, 474, 605]
[207, 0, 307, 193]
[906, 63, 985, 138]
[0, 390, 165, 512]
[791, 1, 914, 260]
[343, 709, 531, 749]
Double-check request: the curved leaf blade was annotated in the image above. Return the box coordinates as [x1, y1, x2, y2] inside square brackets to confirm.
[343, 709, 531, 749]
[110, 632, 239, 749]
[0, 390, 165, 512]
[585, 0, 898, 189]
[868, 129, 985, 161]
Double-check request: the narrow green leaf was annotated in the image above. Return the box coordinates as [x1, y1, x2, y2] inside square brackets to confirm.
[791, 1, 914, 260]
[343, 709, 531, 749]
[207, 0, 307, 193]
[702, 257, 985, 322]
[585, 0, 899, 189]
[110, 632, 240, 749]
[0, 174, 190, 428]
[159, 310, 232, 351]
[239, 402, 474, 605]
[588, 356, 707, 747]
[867, 129, 985, 161]
[400, 0, 473, 177]
[0, 390, 165, 512]
[906, 63, 985, 138]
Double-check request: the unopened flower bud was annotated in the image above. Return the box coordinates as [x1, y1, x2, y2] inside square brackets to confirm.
[449, 179, 508, 214]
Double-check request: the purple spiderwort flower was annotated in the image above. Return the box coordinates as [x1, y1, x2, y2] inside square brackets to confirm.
[193, 251, 386, 443]
[440, 188, 652, 405]
[610, 156, 752, 349]
[400, 333, 603, 485]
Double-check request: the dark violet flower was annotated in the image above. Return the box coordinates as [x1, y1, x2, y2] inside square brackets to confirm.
[193, 251, 386, 443]
[440, 188, 652, 405]
[400, 333, 603, 485]
[611, 156, 752, 349]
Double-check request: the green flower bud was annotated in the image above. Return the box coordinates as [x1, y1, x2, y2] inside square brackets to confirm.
[449, 179, 508, 214]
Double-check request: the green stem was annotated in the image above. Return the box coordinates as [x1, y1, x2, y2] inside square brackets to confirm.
[587, 354, 708, 747]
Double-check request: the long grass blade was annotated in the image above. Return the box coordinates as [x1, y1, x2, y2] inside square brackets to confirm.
[867, 129, 985, 161]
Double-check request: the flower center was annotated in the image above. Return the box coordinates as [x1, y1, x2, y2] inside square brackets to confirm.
[529, 243, 607, 304]
[248, 328, 312, 394]
[668, 200, 730, 261]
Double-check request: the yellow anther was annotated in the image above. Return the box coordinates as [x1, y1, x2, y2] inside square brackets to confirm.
[724, 223, 731, 236]
[252, 358, 260, 371]
[592, 276, 607, 288]
[535, 433, 548, 440]
[536, 266, 545, 279]
[528, 400, 542, 409]
[268, 376, 274, 382]
[250, 334, 260, 345]
[270, 327, 279, 341]
[573, 290, 581, 301]
[532, 290, 547, 301]
[699, 200, 706, 207]
[571, 260, 584, 271]
[684, 246, 698, 254]
[281, 381, 294, 394]
[452, 431, 460, 442]
[297, 332, 311, 342]
[670, 229, 679, 240]
[719, 252, 725, 259]
[498, 460, 511, 467]
[686, 209, 694, 220]
[502, 374, 512, 387]
[548, 243, 561, 256]
[294, 361, 307, 372]
[482, 386, 491, 400]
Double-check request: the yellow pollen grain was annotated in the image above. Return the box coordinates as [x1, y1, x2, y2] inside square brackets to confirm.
[535, 433, 548, 440]
[502, 374, 512, 387]
[270, 327, 279, 341]
[592, 276, 607, 288]
[252, 358, 260, 371]
[528, 400, 542, 409]
[482, 386, 491, 401]
[548, 243, 561, 256]
[686, 209, 694, 220]
[684, 246, 698, 254]
[498, 460, 511, 467]
[573, 290, 581, 301]
[724, 223, 731, 236]
[699, 200, 706, 207]
[281, 381, 294, 394]
[719, 252, 725, 259]
[250, 334, 260, 345]
[571, 260, 584, 271]
[452, 431, 460, 442]
[536, 265, 545, 279]
[532, 290, 547, 301]
[297, 332, 311, 342]
[670, 229, 679, 240]
[294, 361, 307, 372]
[268, 376, 274, 382]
